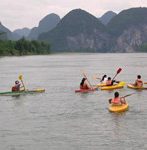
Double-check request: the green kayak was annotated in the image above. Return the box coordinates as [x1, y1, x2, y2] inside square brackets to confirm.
[0, 88, 45, 96]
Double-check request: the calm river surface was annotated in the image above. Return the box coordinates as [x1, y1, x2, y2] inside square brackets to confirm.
[0, 53, 147, 150]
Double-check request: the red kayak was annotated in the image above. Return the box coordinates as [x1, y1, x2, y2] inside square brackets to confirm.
[75, 88, 97, 93]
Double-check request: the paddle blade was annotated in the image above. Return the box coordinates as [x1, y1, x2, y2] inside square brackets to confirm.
[117, 68, 122, 74]
[18, 74, 23, 80]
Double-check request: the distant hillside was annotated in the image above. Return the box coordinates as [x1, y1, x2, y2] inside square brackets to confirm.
[107, 7, 147, 52]
[0, 22, 20, 40]
[39, 9, 112, 52]
[108, 7, 147, 36]
[28, 13, 60, 40]
[99, 11, 116, 25]
[0, 22, 11, 40]
[13, 28, 31, 38]
[2, 7, 147, 53]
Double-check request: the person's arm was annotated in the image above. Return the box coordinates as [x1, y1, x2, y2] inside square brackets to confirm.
[134, 80, 137, 86]
[109, 99, 112, 104]
[85, 80, 92, 89]
[120, 97, 126, 104]
[20, 84, 25, 91]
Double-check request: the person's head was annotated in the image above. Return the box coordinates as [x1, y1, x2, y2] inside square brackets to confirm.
[15, 80, 19, 84]
[108, 77, 111, 80]
[137, 75, 141, 79]
[101, 74, 107, 81]
[80, 78, 87, 86]
[114, 91, 119, 98]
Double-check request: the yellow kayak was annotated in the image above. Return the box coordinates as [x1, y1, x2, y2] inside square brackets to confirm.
[109, 103, 129, 113]
[96, 83, 107, 87]
[100, 81, 126, 90]
[127, 84, 147, 90]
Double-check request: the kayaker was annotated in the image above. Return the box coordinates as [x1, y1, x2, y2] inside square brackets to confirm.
[106, 77, 120, 86]
[109, 91, 126, 105]
[100, 74, 107, 83]
[106, 77, 114, 86]
[12, 80, 24, 92]
[80, 78, 91, 89]
[134, 75, 143, 87]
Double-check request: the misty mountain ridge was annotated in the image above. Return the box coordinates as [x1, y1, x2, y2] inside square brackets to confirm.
[38, 9, 111, 52]
[99, 11, 117, 25]
[13, 28, 31, 38]
[38, 7, 147, 52]
[28, 13, 60, 40]
[1, 7, 147, 53]
[0, 22, 20, 40]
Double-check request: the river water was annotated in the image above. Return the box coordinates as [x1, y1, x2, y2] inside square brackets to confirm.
[0, 53, 147, 150]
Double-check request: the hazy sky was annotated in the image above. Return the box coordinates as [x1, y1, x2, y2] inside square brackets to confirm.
[0, 0, 147, 31]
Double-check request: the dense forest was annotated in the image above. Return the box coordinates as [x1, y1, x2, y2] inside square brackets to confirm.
[0, 37, 50, 56]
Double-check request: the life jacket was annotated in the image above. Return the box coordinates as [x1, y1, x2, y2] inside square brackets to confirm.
[12, 84, 20, 92]
[12, 86, 17, 91]
[136, 79, 143, 87]
[106, 80, 112, 86]
[111, 97, 121, 104]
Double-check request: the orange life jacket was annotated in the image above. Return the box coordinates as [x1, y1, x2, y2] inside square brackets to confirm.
[111, 97, 121, 104]
[12, 84, 20, 92]
[136, 79, 143, 87]
[12, 86, 17, 91]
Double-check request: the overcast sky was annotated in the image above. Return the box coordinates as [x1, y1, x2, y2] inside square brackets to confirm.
[0, 0, 147, 31]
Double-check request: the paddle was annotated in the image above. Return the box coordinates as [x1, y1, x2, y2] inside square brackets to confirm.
[144, 82, 147, 84]
[82, 72, 93, 89]
[121, 92, 136, 98]
[112, 68, 122, 81]
[18, 74, 26, 91]
[92, 74, 101, 80]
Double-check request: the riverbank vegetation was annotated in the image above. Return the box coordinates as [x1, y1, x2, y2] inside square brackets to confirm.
[0, 38, 50, 56]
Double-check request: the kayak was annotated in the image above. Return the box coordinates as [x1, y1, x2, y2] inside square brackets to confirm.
[109, 103, 129, 113]
[127, 84, 147, 90]
[75, 88, 97, 93]
[100, 81, 126, 90]
[96, 83, 107, 87]
[0, 88, 45, 96]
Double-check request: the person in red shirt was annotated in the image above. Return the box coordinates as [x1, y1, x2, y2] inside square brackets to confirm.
[80, 78, 91, 90]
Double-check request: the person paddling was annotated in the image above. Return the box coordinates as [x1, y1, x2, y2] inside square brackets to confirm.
[12, 80, 24, 92]
[106, 77, 120, 86]
[134, 75, 143, 87]
[80, 77, 91, 90]
[109, 91, 126, 105]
